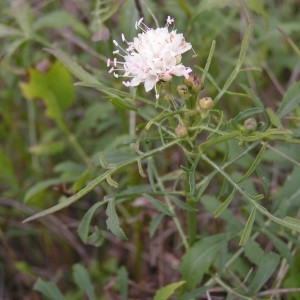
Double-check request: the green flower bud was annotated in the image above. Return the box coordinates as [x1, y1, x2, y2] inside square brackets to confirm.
[243, 118, 257, 133]
[175, 125, 188, 138]
[177, 85, 190, 100]
[183, 74, 203, 93]
[198, 97, 214, 110]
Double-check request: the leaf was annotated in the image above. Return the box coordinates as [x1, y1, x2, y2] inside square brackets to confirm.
[264, 231, 293, 265]
[33, 11, 89, 37]
[143, 194, 175, 217]
[214, 188, 236, 217]
[180, 234, 225, 289]
[117, 266, 128, 300]
[73, 264, 96, 300]
[277, 81, 300, 118]
[34, 279, 65, 300]
[244, 0, 267, 17]
[44, 48, 99, 83]
[77, 202, 106, 244]
[110, 98, 138, 111]
[149, 213, 164, 238]
[247, 252, 280, 295]
[19, 61, 74, 119]
[178, 285, 214, 300]
[266, 108, 284, 128]
[236, 142, 267, 183]
[154, 281, 186, 300]
[244, 239, 264, 266]
[196, 0, 237, 15]
[240, 84, 264, 109]
[239, 206, 256, 246]
[106, 198, 128, 240]
[0, 24, 22, 38]
[169, 196, 198, 212]
[232, 107, 264, 124]
[24, 177, 76, 203]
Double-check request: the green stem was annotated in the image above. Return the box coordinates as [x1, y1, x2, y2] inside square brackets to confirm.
[187, 197, 196, 246]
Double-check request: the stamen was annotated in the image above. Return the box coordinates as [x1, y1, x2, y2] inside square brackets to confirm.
[114, 58, 117, 66]
[121, 34, 125, 42]
[106, 59, 110, 67]
[113, 72, 119, 78]
[113, 50, 120, 54]
[113, 40, 118, 46]
[108, 67, 114, 73]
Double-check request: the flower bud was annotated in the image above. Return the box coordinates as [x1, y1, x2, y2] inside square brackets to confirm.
[198, 97, 214, 110]
[175, 124, 188, 138]
[177, 85, 190, 100]
[183, 74, 203, 93]
[243, 118, 257, 133]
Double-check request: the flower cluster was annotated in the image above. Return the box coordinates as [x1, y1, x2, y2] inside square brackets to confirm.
[107, 16, 193, 99]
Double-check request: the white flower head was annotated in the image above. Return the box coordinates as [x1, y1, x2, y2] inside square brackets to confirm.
[107, 17, 193, 99]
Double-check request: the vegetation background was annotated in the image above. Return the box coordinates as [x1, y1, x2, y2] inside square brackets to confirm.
[1, 0, 300, 299]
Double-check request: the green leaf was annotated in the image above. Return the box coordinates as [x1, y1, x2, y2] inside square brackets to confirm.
[240, 84, 264, 109]
[232, 107, 264, 124]
[266, 108, 284, 128]
[244, 239, 264, 266]
[239, 206, 256, 246]
[169, 196, 198, 212]
[143, 194, 175, 217]
[178, 285, 214, 300]
[180, 234, 225, 289]
[34, 279, 65, 300]
[19, 61, 74, 119]
[247, 252, 280, 295]
[245, 0, 267, 17]
[277, 81, 300, 118]
[73, 264, 96, 300]
[24, 177, 76, 203]
[33, 11, 89, 37]
[106, 198, 128, 240]
[117, 266, 128, 300]
[236, 142, 267, 183]
[44, 48, 99, 83]
[154, 281, 186, 300]
[149, 213, 164, 238]
[29, 140, 66, 156]
[196, 0, 237, 15]
[214, 188, 236, 217]
[264, 231, 293, 265]
[77, 202, 106, 244]
[0, 24, 22, 38]
[110, 98, 138, 111]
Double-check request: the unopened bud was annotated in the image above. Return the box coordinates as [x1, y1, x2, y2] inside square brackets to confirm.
[243, 118, 257, 133]
[183, 74, 203, 93]
[175, 125, 188, 138]
[177, 85, 190, 100]
[198, 97, 214, 110]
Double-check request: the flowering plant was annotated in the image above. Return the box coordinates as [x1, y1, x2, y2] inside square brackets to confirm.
[107, 16, 193, 98]
[21, 5, 300, 299]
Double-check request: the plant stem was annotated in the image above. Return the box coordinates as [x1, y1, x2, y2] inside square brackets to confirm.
[187, 197, 196, 246]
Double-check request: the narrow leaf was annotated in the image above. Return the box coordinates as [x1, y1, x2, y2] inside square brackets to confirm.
[180, 234, 225, 289]
[247, 252, 280, 295]
[154, 281, 186, 300]
[77, 202, 106, 244]
[239, 206, 256, 246]
[117, 266, 128, 300]
[169, 196, 198, 212]
[143, 194, 175, 217]
[106, 199, 128, 240]
[34, 279, 65, 300]
[236, 143, 267, 183]
[244, 239, 264, 266]
[214, 188, 236, 217]
[149, 213, 164, 238]
[73, 264, 96, 300]
[277, 81, 300, 118]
